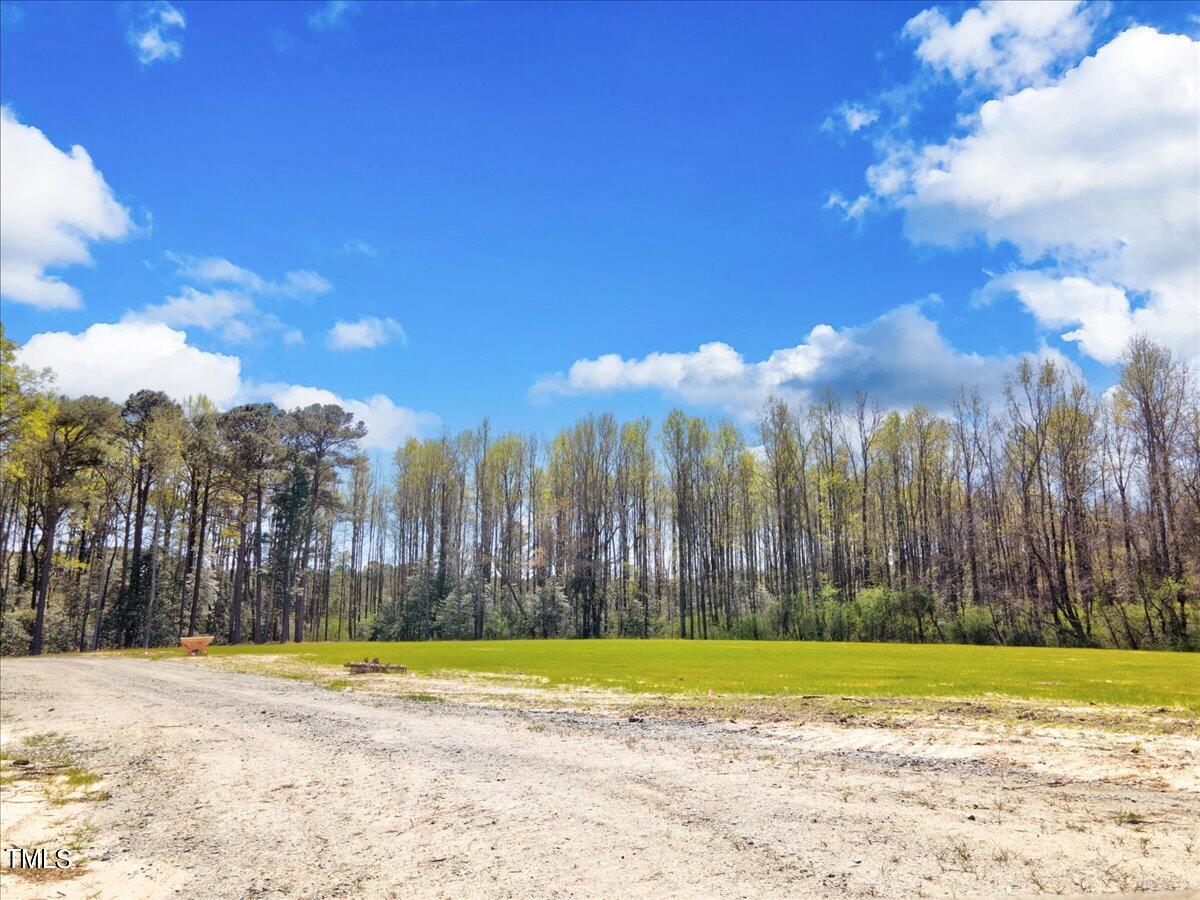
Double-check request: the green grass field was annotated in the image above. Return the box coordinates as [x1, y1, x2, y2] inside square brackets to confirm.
[191, 639, 1200, 711]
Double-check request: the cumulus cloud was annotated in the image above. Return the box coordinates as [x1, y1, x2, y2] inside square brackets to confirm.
[903, 0, 1103, 94]
[833, 17, 1199, 366]
[979, 272, 1136, 364]
[308, 0, 360, 32]
[886, 26, 1199, 362]
[123, 286, 270, 344]
[532, 305, 1034, 417]
[0, 107, 134, 309]
[130, 287, 252, 331]
[17, 322, 243, 406]
[128, 1, 186, 66]
[258, 383, 441, 450]
[17, 322, 439, 449]
[327, 317, 406, 351]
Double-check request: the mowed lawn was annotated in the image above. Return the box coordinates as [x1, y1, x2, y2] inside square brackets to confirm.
[196, 640, 1200, 711]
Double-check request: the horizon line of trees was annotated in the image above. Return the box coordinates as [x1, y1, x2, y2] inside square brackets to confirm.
[1, 326, 1196, 655]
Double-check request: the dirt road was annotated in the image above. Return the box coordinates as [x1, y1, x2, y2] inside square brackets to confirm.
[1, 657, 1197, 898]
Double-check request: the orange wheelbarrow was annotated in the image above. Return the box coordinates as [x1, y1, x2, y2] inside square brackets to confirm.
[180, 635, 214, 655]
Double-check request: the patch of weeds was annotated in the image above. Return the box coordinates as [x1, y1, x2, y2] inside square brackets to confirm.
[936, 840, 976, 874]
[1, 732, 109, 805]
[62, 767, 100, 789]
[1025, 859, 1049, 893]
[900, 789, 940, 811]
[401, 693, 444, 704]
[1101, 863, 1139, 893]
[46, 780, 109, 806]
[955, 841, 976, 871]
[21, 732, 70, 764]
[325, 678, 352, 692]
[64, 820, 99, 853]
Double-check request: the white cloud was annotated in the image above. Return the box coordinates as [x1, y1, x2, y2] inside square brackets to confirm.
[904, 0, 1103, 94]
[825, 191, 872, 221]
[169, 254, 265, 291]
[850, 23, 1200, 365]
[980, 272, 1136, 364]
[17, 322, 242, 406]
[128, 1, 186, 66]
[259, 383, 440, 449]
[17, 321, 439, 449]
[327, 316, 406, 351]
[0, 107, 134, 309]
[129, 286, 252, 331]
[532, 305, 1033, 417]
[136, 255, 331, 344]
[167, 253, 332, 299]
[823, 103, 880, 134]
[277, 270, 332, 298]
[308, 0, 360, 32]
[128, 289, 310, 347]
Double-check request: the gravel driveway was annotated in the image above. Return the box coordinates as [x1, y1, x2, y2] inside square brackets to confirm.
[1, 657, 1196, 897]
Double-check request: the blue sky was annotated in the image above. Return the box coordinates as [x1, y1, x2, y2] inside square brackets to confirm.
[2, 1, 1197, 446]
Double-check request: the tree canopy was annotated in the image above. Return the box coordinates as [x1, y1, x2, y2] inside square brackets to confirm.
[1, 324, 1196, 654]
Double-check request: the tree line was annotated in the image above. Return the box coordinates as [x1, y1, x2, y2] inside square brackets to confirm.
[1, 327, 1196, 654]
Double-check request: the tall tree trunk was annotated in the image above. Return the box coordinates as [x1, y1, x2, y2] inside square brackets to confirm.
[29, 508, 61, 656]
[188, 471, 212, 637]
[142, 512, 163, 648]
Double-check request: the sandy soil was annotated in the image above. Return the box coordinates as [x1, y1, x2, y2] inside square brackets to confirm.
[1, 657, 1197, 898]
